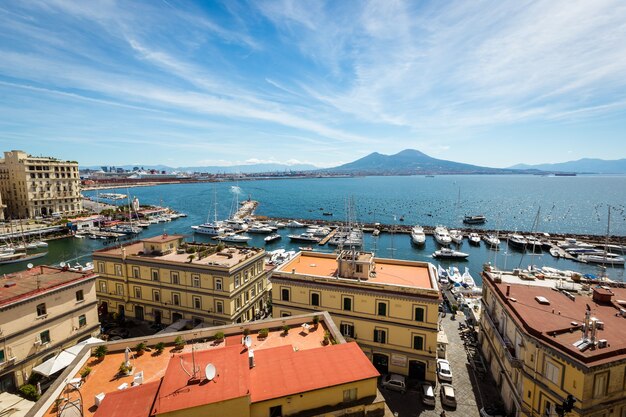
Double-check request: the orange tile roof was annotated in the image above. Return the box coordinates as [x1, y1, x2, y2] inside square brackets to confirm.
[93, 380, 160, 417]
[140, 234, 183, 243]
[249, 342, 379, 402]
[152, 345, 250, 415]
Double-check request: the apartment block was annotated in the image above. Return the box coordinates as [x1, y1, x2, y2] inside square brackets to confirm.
[93, 235, 271, 327]
[271, 250, 441, 382]
[0, 150, 82, 219]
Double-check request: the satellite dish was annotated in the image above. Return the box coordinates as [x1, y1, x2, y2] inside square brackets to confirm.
[205, 363, 216, 381]
[60, 262, 66, 268]
[27, 263, 34, 269]
[244, 335, 252, 348]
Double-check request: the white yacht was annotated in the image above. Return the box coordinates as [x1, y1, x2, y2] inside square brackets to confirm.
[578, 253, 625, 265]
[191, 222, 231, 236]
[434, 226, 452, 246]
[433, 248, 469, 259]
[286, 220, 305, 228]
[410, 225, 426, 245]
[468, 233, 481, 245]
[449, 230, 463, 244]
[264, 233, 281, 243]
[224, 219, 248, 231]
[482, 234, 501, 248]
[248, 224, 274, 234]
[218, 233, 251, 243]
[288, 233, 321, 243]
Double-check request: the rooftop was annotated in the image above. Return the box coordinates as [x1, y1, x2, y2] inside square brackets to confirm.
[277, 251, 436, 290]
[0, 266, 94, 308]
[485, 272, 626, 366]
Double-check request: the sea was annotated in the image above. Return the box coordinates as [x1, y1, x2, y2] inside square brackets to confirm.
[3, 175, 625, 283]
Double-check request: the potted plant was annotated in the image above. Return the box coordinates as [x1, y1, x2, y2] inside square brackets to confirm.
[258, 328, 269, 339]
[312, 315, 320, 328]
[135, 342, 146, 356]
[282, 324, 290, 335]
[154, 342, 165, 355]
[18, 384, 40, 401]
[214, 331, 225, 343]
[174, 336, 185, 350]
[323, 330, 330, 345]
[243, 328, 250, 337]
[119, 362, 132, 376]
[80, 367, 92, 379]
[94, 345, 108, 361]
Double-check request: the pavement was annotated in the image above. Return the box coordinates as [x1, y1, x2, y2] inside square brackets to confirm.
[380, 306, 503, 417]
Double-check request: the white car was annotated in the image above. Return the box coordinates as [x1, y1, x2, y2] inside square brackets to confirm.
[421, 383, 435, 406]
[437, 359, 453, 382]
[440, 383, 457, 408]
[381, 374, 406, 394]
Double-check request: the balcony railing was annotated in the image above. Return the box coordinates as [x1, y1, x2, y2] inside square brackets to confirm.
[483, 309, 523, 368]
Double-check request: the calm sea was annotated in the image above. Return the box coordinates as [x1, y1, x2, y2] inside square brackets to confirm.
[2, 175, 625, 282]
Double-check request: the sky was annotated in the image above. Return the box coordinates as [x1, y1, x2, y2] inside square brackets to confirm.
[1, 1, 626, 169]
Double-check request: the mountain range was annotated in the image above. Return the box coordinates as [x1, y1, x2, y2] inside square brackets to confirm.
[509, 158, 626, 174]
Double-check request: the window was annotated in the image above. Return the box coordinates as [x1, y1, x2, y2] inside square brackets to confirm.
[215, 278, 223, 291]
[153, 290, 160, 302]
[75, 290, 84, 302]
[152, 270, 159, 281]
[343, 387, 357, 402]
[281, 312, 291, 317]
[98, 262, 105, 273]
[192, 275, 200, 288]
[134, 287, 142, 299]
[373, 329, 386, 344]
[244, 291, 250, 303]
[377, 301, 387, 316]
[343, 296, 352, 311]
[40, 330, 51, 344]
[114, 264, 122, 276]
[172, 293, 180, 306]
[235, 274, 240, 288]
[235, 297, 241, 310]
[132, 267, 140, 279]
[258, 281, 263, 293]
[171, 272, 179, 285]
[593, 372, 609, 398]
[215, 300, 224, 314]
[281, 288, 290, 302]
[413, 335, 424, 350]
[269, 405, 282, 417]
[356, 264, 363, 273]
[78, 314, 87, 328]
[415, 307, 425, 322]
[0, 349, 4, 363]
[244, 270, 249, 282]
[341, 323, 355, 338]
[99, 281, 107, 293]
[311, 292, 320, 306]
[116, 284, 124, 296]
[36, 303, 47, 317]
[251, 286, 256, 297]
[544, 360, 560, 385]
[193, 296, 202, 310]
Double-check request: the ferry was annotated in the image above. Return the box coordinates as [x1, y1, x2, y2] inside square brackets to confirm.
[463, 215, 486, 225]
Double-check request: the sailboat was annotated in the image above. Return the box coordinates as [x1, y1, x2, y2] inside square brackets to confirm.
[0, 220, 48, 265]
[192, 187, 232, 236]
[579, 207, 625, 266]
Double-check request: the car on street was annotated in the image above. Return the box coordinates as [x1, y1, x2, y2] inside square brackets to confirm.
[106, 328, 130, 338]
[440, 383, 457, 409]
[437, 359, 453, 382]
[421, 383, 436, 406]
[381, 374, 406, 394]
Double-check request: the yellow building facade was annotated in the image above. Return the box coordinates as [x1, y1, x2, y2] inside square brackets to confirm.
[0, 150, 82, 219]
[481, 270, 626, 417]
[0, 266, 99, 393]
[93, 235, 271, 327]
[271, 250, 441, 382]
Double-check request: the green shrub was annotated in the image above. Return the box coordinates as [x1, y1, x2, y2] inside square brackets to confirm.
[312, 315, 320, 326]
[258, 328, 269, 338]
[94, 345, 108, 360]
[154, 342, 165, 354]
[214, 331, 225, 341]
[282, 324, 290, 334]
[119, 362, 131, 375]
[80, 367, 91, 378]
[19, 384, 40, 401]
[135, 342, 146, 355]
[174, 336, 185, 350]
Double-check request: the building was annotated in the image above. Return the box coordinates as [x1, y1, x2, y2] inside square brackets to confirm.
[271, 250, 441, 382]
[93, 235, 271, 327]
[0, 265, 99, 393]
[0, 150, 82, 219]
[480, 269, 626, 417]
[29, 313, 387, 417]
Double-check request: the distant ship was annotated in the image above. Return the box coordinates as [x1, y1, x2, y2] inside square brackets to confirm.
[554, 173, 577, 176]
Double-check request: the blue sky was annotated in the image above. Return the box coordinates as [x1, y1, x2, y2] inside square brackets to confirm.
[1, 1, 626, 168]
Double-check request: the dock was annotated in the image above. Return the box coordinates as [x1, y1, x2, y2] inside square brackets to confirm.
[318, 228, 338, 246]
[233, 200, 258, 220]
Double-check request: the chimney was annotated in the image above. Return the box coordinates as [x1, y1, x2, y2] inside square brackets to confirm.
[248, 350, 255, 368]
[583, 309, 591, 340]
[590, 318, 599, 345]
[506, 285, 511, 297]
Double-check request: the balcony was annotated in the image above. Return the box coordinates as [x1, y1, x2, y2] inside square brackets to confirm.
[483, 310, 523, 368]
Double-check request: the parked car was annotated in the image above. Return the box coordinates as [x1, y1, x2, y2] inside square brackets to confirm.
[381, 374, 406, 394]
[437, 359, 453, 382]
[421, 383, 436, 406]
[106, 328, 130, 338]
[440, 383, 457, 408]
[480, 406, 506, 417]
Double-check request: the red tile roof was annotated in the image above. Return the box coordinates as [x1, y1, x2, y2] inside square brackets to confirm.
[140, 234, 183, 243]
[93, 380, 160, 417]
[249, 342, 379, 402]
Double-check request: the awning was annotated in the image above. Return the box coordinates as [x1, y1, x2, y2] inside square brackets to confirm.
[65, 337, 104, 356]
[32, 351, 76, 377]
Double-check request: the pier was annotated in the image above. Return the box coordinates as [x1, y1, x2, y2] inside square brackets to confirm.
[318, 228, 338, 246]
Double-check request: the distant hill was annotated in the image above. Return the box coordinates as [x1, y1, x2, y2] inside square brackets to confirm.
[328, 149, 529, 175]
[510, 158, 626, 174]
[82, 163, 319, 174]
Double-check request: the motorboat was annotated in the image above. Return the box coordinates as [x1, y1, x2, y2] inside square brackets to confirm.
[549, 247, 560, 258]
[224, 219, 248, 231]
[248, 224, 274, 234]
[449, 230, 463, 244]
[218, 233, 251, 243]
[482, 234, 500, 248]
[286, 220, 305, 228]
[463, 215, 486, 225]
[447, 266, 463, 283]
[434, 226, 452, 246]
[264, 233, 281, 243]
[288, 233, 321, 243]
[437, 265, 449, 284]
[468, 233, 481, 245]
[461, 267, 475, 287]
[525, 235, 543, 253]
[299, 246, 313, 251]
[507, 234, 528, 250]
[68, 262, 95, 272]
[411, 225, 426, 245]
[433, 248, 469, 259]
[267, 220, 286, 229]
[578, 253, 625, 265]
[192, 222, 231, 236]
